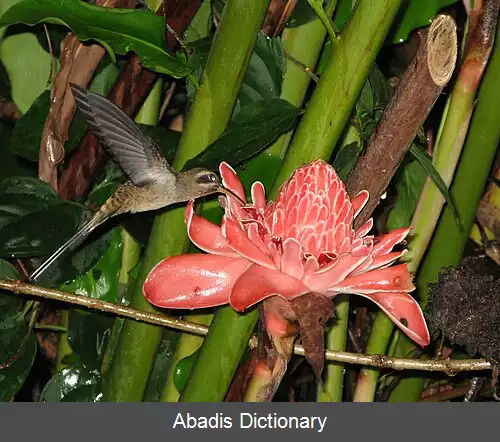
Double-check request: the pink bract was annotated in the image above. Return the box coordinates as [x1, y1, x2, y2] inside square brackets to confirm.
[143, 160, 430, 347]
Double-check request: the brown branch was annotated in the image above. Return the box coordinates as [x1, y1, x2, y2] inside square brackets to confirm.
[0, 279, 493, 373]
[347, 14, 457, 227]
[262, 0, 298, 37]
[58, 0, 203, 201]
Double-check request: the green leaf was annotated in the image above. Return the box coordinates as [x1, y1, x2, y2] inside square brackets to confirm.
[143, 330, 179, 401]
[0, 30, 55, 113]
[0, 0, 191, 78]
[332, 141, 362, 182]
[60, 229, 122, 371]
[238, 31, 285, 106]
[0, 176, 58, 201]
[8, 91, 51, 162]
[40, 365, 101, 402]
[184, 0, 212, 42]
[187, 31, 285, 106]
[0, 121, 37, 178]
[391, 0, 458, 44]
[409, 143, 461, 226]
[173, 349, 200, 395]
[386, 159, 427, 230]
[9, 61, 122, 162]
[183, 99, 302, 171]
[0, 201, 83, 258]
[0, 328, 36, 401]
[0, 259, 21, 318]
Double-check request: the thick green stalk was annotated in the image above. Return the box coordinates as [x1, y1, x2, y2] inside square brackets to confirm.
[178, 0, 340, 403]
[105, 0, 270, 402]
[160, 313, 212, 402]
[103, 79, 165, 401]
[389, 26, 500, 402]
[270, 0, 404, 198]
[274, 0, 403, 403]
[317, 296, 349, 402]
[352, 313, 393, 401]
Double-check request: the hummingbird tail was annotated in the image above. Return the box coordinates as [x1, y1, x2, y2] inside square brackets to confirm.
[29, 211, 107, 282]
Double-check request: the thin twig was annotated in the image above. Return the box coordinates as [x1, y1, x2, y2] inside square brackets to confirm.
[159, 81, 177, 121]
[283, 51, 319, 83]
[0, 279, 493, 373]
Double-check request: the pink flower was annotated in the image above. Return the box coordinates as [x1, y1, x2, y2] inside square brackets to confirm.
[144, 160, 430, 347]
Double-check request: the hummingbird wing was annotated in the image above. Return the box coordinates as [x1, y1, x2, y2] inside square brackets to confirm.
[70, 83, 175, 187]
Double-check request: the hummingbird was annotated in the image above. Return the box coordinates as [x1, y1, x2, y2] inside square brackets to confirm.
[30, 83, 238, 282]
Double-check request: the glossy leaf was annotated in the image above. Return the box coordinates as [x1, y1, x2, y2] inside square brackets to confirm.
[0, 175, 58, 201]
[0, 329, 37, 401]
[0, 258, 22, 317]
[67, 310, 114, 372]
[0, 309, 37, 401]
[0, 0, 191, 78]
[60, 229, 122, 370]
[40, 365, 102, 402]
[0, 201, 83, 257]
[387, 159, 427, 230]
[183, 99, 302, 171]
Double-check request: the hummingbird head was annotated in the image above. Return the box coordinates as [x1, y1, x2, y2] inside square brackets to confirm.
[176, 168, 246, 204]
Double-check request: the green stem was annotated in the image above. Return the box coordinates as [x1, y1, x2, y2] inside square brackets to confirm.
[106, 0, 271, 402]
[306, 0, 337, 42]
[270, 0, 404, 198]
[163, 0, 339, 401]
[160, 313, 212, 402]
[389, 23, 500, 402]
[352, 313, 393, 401]
[180, 308, 259, 402]
[276, 0, 403, 402]
[179, 0, 345, 403]
[317, 296, 349, 402]
[103, 78, 164, 402]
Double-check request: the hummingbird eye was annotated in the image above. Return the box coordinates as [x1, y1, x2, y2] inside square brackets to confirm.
[196, 172, 219, 185]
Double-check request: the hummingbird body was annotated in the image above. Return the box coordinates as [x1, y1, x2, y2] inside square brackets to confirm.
[30, 84, 230, 282]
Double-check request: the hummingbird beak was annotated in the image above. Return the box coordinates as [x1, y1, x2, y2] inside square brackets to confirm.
[217, 186, 246, 206]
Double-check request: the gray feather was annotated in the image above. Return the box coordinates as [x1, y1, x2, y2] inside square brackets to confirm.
[70, 83, 175, 187]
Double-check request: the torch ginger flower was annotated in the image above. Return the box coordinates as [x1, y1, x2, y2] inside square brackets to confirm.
[144, 160, 430, 347]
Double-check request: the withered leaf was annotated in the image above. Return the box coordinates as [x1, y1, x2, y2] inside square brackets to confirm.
[290, 292, 334, 377]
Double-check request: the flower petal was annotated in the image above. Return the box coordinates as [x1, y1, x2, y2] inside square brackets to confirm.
[143, 254, 250, 309]
[185, 201, 239, 257]
[328, 263, 415, 294]
[223, 217, 276, 269]
[352, 250, 407, 275]
[219, 162, 246, 201]
[355, 218, 373, 238]
[304, 244, 372, 292]
[230, 264, 309, 311]
[373, 227, 410, 255]
[352, 190, 369, 219]
[251, 181, 266, 210]
[280, 238, 304, 279]
[355, 291, 430, 347]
